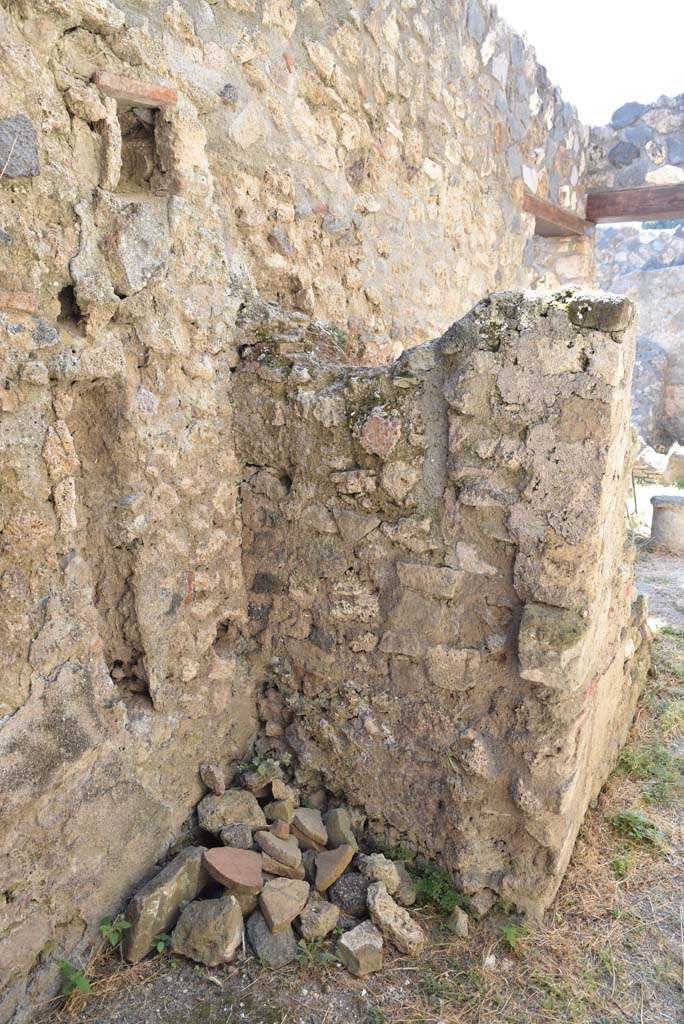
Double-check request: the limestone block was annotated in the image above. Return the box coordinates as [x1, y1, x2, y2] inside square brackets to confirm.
[124, 848, 208, 962]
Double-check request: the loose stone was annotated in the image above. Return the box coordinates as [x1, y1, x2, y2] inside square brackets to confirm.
[328, 871, 369, 918]
[220, 823, 253, 849]
[259, 878, 310, 933]
[323, 807, 357, 851]
[366, 882, 427, 956]
[204, 847, 263, 898]
[291, 824, 326, 851]
[360, 853, 401, 894]
[246, 910, 299, 968]
[198, 790, 266, 833]
[171, 895, 243, 966]
[261, 852, 306, 880]
[336, 921, 384, 977]
[264, 798, 294, 823]
[270, 820, 290, 840]
[123, 847, 208, 963]
[446, 905, 469, 937]
[299, 897, 339, 941]
[394, 862, 417, 907]
[256, 830, 302, 868]
[292, 807, 328, 846]
[200, 763, 226, 795]
[315, 844, 355, 891]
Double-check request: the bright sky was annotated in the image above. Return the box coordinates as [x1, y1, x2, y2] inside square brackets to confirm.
[495, 0, 684, 126]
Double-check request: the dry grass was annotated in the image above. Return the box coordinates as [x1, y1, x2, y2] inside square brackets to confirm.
[35, 631, 684, 1024]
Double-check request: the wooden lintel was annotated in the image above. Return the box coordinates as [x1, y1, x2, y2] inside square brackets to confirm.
[523, 192, 592, 238]
[586, 184, 684, 224]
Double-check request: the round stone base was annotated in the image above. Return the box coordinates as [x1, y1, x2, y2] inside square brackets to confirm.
[650, 495, 684, 554]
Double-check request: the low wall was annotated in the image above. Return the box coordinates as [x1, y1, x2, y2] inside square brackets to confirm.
[588, 93, 684, 191]
[234, 289, 647, 919]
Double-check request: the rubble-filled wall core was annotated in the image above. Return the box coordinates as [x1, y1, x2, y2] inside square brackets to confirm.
[588, 94, 684, 192]
[0, 0, 648, 1018]
[596, 225, 684, 446]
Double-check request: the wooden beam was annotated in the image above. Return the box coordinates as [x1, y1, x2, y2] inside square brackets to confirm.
[586, 184, 684, 224]
[523, 192, 592, 237]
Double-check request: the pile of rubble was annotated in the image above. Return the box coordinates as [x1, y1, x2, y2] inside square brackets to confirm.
[121, 763, 444, 977]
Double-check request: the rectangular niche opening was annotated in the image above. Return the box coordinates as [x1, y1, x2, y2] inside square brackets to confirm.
[117, 108, 157, 194]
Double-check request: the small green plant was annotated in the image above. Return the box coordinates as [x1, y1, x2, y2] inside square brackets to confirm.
[367, 1010, 388, 1024]
[609, 852, 635, 880]
[501, 921, 530, 956]
[616, 743, 684, 803]
[58, 960, 91, 996]
[98, 915, 132, 948]
[661, 625, 684, 638]
[369, 838, 415, 861]
[608, 809, 664, 847]
[408, 861, 464, 916]
[295, 938, 336, 969]
[660, 698, 684, 737]
[417, 971, 450, 1000]
[153, 932, 172, 954]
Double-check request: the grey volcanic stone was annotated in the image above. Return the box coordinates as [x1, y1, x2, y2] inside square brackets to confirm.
[608, 141, 639, 168]
[667, 136, 684, 166]
[610, 101, 649, 129]
[246, 909, 298, 967]
[328, 872, 369, 918]
[0, 115, 40, 177]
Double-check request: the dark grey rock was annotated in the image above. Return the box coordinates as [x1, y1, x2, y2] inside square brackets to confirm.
[220, 823, 254, 849]
[624, 123, 651, 147]
[246, 909, 298, 967]
[220, 83, 239, 108]
[0, 228, 11, 243]
[328, 871, 369, 918]
[667, 136, 684, 166]
[268, 227, 293, 257]
[610, 101, 649, 130]
[30, 318, 59, 349]
[0, 115, 40, 178]
[608, 141, 640, 168]
[466, 0, 486, 43]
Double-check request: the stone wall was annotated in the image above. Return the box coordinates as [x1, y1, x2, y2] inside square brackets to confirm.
[588, 94, 684, 191]
[233, 289, 647, 920]
[0, 0, 642, 1017]
[596, 225, 684, 445]
[1, 0, 589, 362]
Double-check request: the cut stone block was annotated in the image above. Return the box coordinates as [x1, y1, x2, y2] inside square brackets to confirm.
[171, 895, 243, 966]
[291, 824, 326, 852]
[337, 921, 383, 977]
[264, 798, 294, 823]
[124, 847, 208, 962]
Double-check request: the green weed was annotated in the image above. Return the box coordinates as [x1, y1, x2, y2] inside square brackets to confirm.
[616, 743, 684, 803]
[408, 861, 464, 916]
[608, 809, 664, 847]
[501, 921, 530, 956]
[58, 960, 91, 996]
[295, 938, 336, 969]
[153, 932, 172, 954]
[98, 916, 131, 948]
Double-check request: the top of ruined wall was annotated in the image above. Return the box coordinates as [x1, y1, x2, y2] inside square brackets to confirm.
[588, 94, 684, 191]
[1, 0, 588, 361]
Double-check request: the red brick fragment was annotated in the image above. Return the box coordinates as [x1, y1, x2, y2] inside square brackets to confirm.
[374, 85, 385, 105]
[92, 71, 177, 108]
[284, 51, 295, 73]
[0, 291, 35, 313]
[357, 76, 367, 99]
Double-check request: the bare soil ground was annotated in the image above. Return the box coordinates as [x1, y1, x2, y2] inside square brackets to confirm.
[34, 509, 684, 1024]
